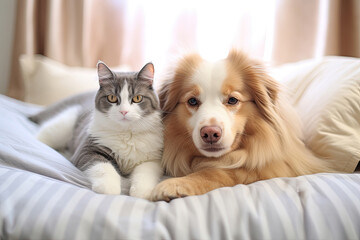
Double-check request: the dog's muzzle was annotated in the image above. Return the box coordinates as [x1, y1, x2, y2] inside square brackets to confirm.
[200, 126, 222, 144]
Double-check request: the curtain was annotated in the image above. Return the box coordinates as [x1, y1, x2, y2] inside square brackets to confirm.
[8, 0, 360, 100]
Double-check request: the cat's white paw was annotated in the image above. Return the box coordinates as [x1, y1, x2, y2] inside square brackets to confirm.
[130, 161, 162, 200]
[85, 162, 121, 195]
[129, 183, 155, 200]
[91, 177, 121, 195]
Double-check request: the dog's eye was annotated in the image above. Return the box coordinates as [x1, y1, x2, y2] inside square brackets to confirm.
[227, 97, 239, 105]
[188, 97, 199, 106]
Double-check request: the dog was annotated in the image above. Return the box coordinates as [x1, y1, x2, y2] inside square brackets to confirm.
[150, 50, 333, 201]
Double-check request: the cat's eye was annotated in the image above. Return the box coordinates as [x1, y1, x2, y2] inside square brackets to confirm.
[227, 97, 239, 105]
[132, 95, 143, 103]
[107, 94, 118, 103]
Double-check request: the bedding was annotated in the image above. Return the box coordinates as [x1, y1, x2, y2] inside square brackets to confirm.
[271, 56, 360, 173]
[1, 56, 360, 239]
[19, 55, 130, 106]
[1, 92, 360, 240]
[19, 55, 99, 106]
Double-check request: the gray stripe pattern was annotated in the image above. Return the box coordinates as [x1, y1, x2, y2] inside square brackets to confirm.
[1, 166, 359, 240]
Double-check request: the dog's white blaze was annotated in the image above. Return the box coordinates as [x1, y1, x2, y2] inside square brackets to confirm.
[189, 60, 235, 157]
[192, 60, 226, 101]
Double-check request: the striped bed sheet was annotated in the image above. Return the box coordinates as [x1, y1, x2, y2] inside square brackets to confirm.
[1, 167, 359, 239]
[0, 94, 359, 239]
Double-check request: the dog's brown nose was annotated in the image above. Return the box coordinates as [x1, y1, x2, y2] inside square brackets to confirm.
[200, 126, 222, 144]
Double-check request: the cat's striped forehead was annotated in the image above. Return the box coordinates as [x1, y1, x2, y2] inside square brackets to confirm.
[95, 71, 160, 115]
[101, 72, 137, 95]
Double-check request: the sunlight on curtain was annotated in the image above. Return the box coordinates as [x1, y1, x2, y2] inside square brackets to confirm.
[196, 0, 276, 61]
[315, 0, 330, 58]
[121, 0, 277, 73]
[9, 0, 360, 100]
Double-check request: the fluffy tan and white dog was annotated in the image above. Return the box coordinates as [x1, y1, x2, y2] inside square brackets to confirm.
[151, 50, 333, 201]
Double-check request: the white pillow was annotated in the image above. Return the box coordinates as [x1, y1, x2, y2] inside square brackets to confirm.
[20, 55, 99, 106]
[272, 56, 360, 172]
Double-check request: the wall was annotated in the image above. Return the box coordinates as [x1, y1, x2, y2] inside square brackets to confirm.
[0, 0, 17, 94]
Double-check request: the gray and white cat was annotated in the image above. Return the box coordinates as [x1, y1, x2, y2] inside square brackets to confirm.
[31, 62, 163, 199]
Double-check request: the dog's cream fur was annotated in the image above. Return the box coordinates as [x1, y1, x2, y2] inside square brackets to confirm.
[151, 50, 333, 201]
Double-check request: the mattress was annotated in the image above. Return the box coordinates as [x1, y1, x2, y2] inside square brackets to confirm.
[0, 94, 359, 239]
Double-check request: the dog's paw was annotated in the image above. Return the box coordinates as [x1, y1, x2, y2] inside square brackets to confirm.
[150, 177, 196, 202]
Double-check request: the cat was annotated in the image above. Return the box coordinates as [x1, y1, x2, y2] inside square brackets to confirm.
[30, 61, 164, 199]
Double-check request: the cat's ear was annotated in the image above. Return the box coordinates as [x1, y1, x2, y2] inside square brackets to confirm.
[138, 62, 154, 85]
[97, 61, 114, 84]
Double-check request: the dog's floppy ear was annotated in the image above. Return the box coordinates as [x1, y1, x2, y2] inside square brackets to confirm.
[159, 53, 202, 116]
[158, 78, 179, 116]
[227, 50, 279, 123]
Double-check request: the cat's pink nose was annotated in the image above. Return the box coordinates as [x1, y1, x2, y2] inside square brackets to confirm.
[120, 111, 128, 116]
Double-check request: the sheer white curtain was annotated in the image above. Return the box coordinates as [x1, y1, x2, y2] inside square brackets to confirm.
[124, 0, 277, 70]
[123, 0, 360, 67]
[8, 0, 360, 100]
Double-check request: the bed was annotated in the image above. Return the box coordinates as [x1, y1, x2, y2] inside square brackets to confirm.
[0, 56, 359, 239]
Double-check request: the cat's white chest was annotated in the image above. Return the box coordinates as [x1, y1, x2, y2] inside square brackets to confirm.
[105, 132, 159, 171]
[89, 111, 163, 175]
